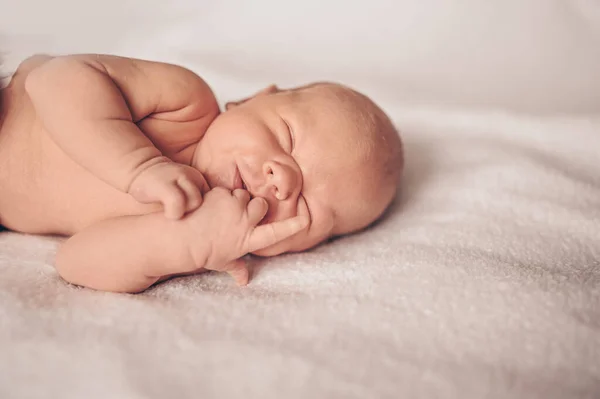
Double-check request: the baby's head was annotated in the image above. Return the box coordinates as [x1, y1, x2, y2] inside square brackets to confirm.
[193, 82, 403, 256]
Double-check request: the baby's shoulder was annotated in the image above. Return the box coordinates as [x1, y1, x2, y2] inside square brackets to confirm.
[12, 54, 55, 81]
[1, 54, 53, 132]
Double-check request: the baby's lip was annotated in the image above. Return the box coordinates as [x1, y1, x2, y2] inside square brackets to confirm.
[237, 166, 250, 192]
[233, 165, 243, 190]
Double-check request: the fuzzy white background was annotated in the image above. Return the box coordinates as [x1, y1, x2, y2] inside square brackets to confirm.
[1, 1, 599, 398]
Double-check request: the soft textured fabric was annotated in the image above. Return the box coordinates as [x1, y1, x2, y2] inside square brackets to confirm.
[1, 109, 599, 399]
[1, 1, 599, 398]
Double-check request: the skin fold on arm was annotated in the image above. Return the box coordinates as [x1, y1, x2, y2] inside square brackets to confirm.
[25, 54, 218, 218]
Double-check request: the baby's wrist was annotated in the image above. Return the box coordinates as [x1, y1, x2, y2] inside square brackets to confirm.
[181, 225, 214, 271]
[124, 152, 171, 193]
[140, 214, 203, 277]
[180, 214, 229, 271]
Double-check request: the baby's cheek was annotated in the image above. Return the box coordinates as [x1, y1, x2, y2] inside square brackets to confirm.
[257, 208, 276, 226]
[258, 199, 296, 225]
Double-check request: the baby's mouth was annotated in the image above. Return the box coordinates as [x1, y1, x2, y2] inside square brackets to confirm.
[240, 174, 250, 194]
[234, 165, 249, 192]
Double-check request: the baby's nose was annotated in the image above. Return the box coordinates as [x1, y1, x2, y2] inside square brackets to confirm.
[262, 160, 296, 201]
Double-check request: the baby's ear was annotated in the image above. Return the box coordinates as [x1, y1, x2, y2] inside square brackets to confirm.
[225, 84, 280, 110]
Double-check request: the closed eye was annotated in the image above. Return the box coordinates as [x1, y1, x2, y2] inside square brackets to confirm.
[283, 119, 295, 153]
[300, 194, 312, 230]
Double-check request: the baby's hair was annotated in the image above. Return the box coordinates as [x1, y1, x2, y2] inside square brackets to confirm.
[345, 86, 404, 225]
[304, 82, 403, 177]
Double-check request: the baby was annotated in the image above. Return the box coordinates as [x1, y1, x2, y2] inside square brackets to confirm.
[0, 54, 403, 293]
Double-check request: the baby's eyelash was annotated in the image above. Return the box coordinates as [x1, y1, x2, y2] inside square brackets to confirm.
[283, 119, 295, 152]
[300, 194, 312, 227]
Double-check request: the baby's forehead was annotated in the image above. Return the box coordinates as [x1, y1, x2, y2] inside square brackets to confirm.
[289, 88, 379, 180]
[291, 91, 374, 147]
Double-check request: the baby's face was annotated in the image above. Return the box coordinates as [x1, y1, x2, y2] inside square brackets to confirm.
[193, 85, 395, 256]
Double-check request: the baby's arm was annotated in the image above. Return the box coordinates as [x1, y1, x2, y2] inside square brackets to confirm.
[55, 212, 194, 293]
[24, 54, 218, 217]
[55, 188, 308, 293]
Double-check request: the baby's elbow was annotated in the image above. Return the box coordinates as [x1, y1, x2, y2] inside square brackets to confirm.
[188, 81, 220, 123]
[54, 245, 85, 288]
[54, 243, 157, 294]
[175, 67, 220, 122]
[204, 95, 220, 121]
[54, 243, 102, 291]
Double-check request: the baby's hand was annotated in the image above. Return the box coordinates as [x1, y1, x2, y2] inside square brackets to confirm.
[128, 159, 209, 220]
[185, 187, 308, 285]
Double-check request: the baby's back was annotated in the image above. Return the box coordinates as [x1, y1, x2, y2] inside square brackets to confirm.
[0, 56, 160, 235]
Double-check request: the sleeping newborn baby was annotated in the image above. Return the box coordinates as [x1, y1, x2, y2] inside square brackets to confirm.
[0, 54, 403, 293]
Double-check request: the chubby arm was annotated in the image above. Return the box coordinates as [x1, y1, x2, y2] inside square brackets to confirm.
[55, 188, 309, 293]
[55, 212, 195, 293]
[24, 54, 219, 193]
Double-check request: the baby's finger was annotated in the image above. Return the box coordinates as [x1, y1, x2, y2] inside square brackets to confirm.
[232, 189, 251, 204]
[246, 197, 268, 226]
[187, 169, 211, 195]
[247, 215, 309, 253]
[177, 177, 203, 212]
[222, 259, 250, 286]
[162, 183, 186, 220]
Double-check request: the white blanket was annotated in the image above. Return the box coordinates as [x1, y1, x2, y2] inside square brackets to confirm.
[1, 1, 599, 398]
